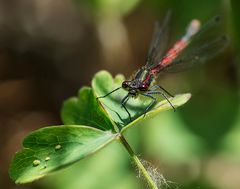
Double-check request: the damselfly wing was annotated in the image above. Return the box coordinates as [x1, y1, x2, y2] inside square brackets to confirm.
[97, 14, 228, 122]
[162, 16, 228, 73]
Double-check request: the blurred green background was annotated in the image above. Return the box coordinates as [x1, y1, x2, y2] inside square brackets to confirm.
[0, 0, 239, 189]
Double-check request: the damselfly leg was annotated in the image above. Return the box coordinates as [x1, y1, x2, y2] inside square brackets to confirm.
[96, 87, 121, 99]
[121, 94, 132, 121]
[141, 88, 175, 117]
[147, 91, 175, 111]
[96, 87, 133, 122]
[96, 85, 174, 122]
[141, 93, 157, 117]
[150, 85, 174, 97]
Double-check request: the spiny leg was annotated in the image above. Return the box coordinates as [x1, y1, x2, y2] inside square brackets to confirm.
[96, 87, 121, 99]
[141, 93, 157, 117]
[121, 94, 132, 121]
[150, 85, 174, 97]
[147, 91, 176, 111]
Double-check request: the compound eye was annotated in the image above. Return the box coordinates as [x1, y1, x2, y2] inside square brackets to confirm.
[140, 83, 148, 90]
[122, 81, 130, 88]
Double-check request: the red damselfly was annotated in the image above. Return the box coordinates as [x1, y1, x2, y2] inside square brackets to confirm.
[97, 13, 228, 121]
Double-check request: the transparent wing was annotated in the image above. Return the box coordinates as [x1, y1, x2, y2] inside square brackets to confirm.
[146, 11, 171, 67]
[162, 16, 229, 73]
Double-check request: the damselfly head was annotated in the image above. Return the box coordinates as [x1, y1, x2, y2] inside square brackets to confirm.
[123, 80, 138, 89]
[122, 80, 139, 89]
[122, 80, 149, 99]
[122, 80, 131, 89]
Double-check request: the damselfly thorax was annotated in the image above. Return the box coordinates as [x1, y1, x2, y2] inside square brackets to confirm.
[122, 67, 154, 96]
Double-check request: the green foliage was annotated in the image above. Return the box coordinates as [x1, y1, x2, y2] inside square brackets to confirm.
[92, 70, 191, 130]
[42, 142, 140, 189]
[92, 70, 150, 126]
[9, 126, 116, 184]
[9, 70, 191, 184]
[61, 87, 113, 131]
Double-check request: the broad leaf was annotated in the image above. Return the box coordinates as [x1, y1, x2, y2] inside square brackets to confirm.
[9, 126, 116, 184]
[92, 70, 191, 130]
[92, 71, 151, 126]
[121, 93, 191, 133]
[61, 87, 113, 131]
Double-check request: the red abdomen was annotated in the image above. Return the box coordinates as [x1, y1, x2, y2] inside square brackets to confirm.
[150, 40, 187, 76]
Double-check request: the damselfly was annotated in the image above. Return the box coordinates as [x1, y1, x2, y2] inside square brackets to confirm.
[97, 13, 228, 121]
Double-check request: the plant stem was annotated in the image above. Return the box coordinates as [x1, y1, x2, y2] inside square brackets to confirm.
[118, 134, 158, 189]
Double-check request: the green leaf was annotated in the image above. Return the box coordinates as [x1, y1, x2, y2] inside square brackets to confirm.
[61, 87, 113, 131]
[9, 125, 116, 184]
[92, 71, 151, 126]
[122, 93, 192, 133]
[92, 70, 191, 130]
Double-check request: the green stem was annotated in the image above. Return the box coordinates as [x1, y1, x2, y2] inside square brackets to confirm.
[118, 134, 158, 189]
